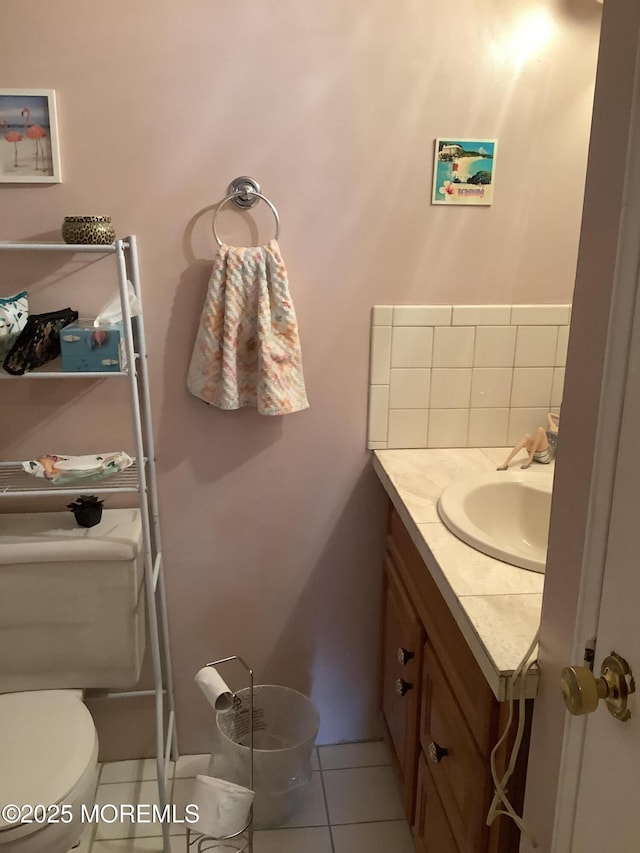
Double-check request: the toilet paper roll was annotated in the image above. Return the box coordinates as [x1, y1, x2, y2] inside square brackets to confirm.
[190, 774, 254, 839]
[195, 666, 234, 712]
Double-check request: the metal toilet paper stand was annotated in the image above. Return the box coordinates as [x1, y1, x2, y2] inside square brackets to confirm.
[187, 655, 254, 853]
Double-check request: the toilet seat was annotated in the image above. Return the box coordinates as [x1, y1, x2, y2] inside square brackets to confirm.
[0, 690, 97, 844]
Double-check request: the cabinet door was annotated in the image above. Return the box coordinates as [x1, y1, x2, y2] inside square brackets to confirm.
[388, 507, 498, 757]
[420, 642, 489, 853]
[381, 554, 424, 820]
[413, 751, 460, 853]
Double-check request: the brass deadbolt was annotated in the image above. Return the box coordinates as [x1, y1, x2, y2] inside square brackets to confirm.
[561, 651, 635, 721]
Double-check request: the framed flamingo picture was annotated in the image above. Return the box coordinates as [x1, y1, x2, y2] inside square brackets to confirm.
[0, 89, 61, 183]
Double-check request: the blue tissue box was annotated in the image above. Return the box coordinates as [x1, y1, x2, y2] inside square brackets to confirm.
[60, 321, 126, 373]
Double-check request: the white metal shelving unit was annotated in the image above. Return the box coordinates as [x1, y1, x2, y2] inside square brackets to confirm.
[0, 236, 178, 853]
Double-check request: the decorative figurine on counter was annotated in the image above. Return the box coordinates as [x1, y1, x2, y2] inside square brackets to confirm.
[498, 412, 559, 471]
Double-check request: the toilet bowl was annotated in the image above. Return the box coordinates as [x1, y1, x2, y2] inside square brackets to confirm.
[0, 691, 99, 853]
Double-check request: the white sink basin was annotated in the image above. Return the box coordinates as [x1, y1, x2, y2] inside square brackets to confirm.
[437, 470, 553, 573]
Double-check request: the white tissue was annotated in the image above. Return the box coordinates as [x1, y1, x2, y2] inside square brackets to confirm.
[94, 281, 141, 327]
[195, 666, 234, 711]
[190, 774, 254, 839]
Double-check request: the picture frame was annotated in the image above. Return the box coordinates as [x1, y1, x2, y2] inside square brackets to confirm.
[0, 89, 61, 184]
[432, 138, 497, 206]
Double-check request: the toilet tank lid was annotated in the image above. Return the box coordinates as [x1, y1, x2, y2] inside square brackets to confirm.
[0, 690, 97, 831]
[0, 508, 142, 564]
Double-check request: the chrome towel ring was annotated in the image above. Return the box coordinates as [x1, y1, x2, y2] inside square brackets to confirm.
[212, 176, 281, 247]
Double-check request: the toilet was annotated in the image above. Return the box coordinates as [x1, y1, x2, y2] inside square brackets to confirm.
[0, 509, 146, 853]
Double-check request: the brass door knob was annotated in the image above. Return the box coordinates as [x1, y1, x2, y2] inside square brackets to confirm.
[397, 646, 414, 666]
[561, 651, 635, 721]
[428, 742, 449, 764]
[395, 678, 413, 697]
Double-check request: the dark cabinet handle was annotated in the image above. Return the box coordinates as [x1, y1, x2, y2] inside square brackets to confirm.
[397, 646, 414, 666]
[395, 677, 413, 697]
[428, 741, 449, 764]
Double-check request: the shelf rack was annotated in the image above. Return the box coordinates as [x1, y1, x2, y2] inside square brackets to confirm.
[0, 237, 178, 853]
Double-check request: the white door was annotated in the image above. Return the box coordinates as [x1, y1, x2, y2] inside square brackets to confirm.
[551, 4, 640, 849]
[562, 289, 640, 852]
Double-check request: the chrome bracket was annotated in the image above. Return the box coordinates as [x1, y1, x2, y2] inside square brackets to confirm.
[227, 176, 261, 209]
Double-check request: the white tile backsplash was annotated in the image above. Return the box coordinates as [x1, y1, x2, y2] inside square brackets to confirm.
[473, 325, 517, 368]
[432, 326, 476, 367]
[556, 325, 570, 366]
[390, 326, 433, 368]
[452, 305, 511, 326]
[507, 408, 550, 444]
[367, 385, 389, 444]
[387, 409, 429, 448]
[468, 408, 509, 447]
[551, 367, 565, 408]
[368, 305, 570, 448]
[371, 305, 393, 325]
[393, 305, 452, 326]
[510, 305, 571, 325]
[510, 367, 554, 408]
[389, 368, 431, 409]
[514, 326, 559, 367]
[369, 325, 391, 384]
[428, 409, 469, 447]
[430, 368, 472, 408]
[470, 367, 513, 408]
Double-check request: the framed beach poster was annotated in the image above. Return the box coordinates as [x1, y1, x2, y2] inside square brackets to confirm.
[432, 138, 497, 205]
[0, 89, 61, 183]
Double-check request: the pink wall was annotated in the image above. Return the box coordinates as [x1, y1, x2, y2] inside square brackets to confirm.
[0, 1, 600, 756]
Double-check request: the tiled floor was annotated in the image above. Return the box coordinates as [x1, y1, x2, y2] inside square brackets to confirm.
[74, 741, 415, 853]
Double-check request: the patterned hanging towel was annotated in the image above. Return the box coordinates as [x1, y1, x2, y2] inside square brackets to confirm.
[187, 240, 309, 415]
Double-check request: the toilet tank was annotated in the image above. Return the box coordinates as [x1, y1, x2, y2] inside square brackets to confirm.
[0, 508, 146, 692]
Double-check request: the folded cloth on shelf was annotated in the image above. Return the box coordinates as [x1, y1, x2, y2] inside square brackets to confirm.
[189, 774, 254, 839]
[187, 240, 309, 416]
[0, 291, 28, 360]
[22, 451, 133, 485]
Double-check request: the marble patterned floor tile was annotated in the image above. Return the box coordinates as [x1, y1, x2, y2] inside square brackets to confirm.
[252, 826, 333, 853]
[276, 771, 328, 828]
[318, 740, 390, 770]
[100, 759, 174, 785]
[332, 820, 415, 853]
[311, 747, 320, 771]
[93, 779, 173, 840]
[90, 837, 180, 852]
[173, 754, 210, 779]
[323, 766, 404, 824]
[72, 823, 96, 852]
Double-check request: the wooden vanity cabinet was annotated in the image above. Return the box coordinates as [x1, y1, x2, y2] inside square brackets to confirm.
[381, 554, 425, 818]
[414, 751, 460, 853]
[380, 505, 531, 853]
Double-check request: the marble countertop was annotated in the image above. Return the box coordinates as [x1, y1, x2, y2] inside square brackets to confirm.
[373, 448, 547, 701]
